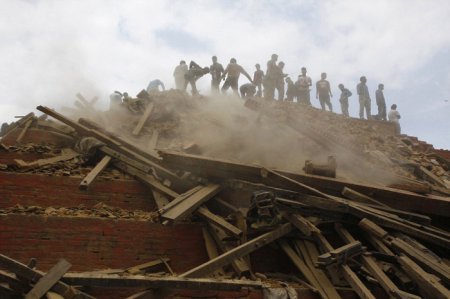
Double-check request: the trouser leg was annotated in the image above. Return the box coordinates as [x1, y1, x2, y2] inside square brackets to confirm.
[359, 98, 365, 119]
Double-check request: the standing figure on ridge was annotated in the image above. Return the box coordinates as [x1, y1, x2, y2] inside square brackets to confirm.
[210, 56, 224, 93]
[253, 64, 264, 97]
[316, 72, 333, 111]
[173, 61, 188, 90]
[338, 84, 352, 117]
[388, 104, 401, 134]
[356, 76, 371, 119]
[296, 67, 312, 105]
[221, 58, 253, 96]
[146, 79, 165, 93]
[275, 61, 287, 101]
[184, 61, 210, 96]
[263, 54, 279, 100]
[375, 83, 387, 121]
[285, 77, 296, 102]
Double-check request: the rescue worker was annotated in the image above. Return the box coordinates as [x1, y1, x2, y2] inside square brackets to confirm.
[296, 67, 312, 105]
[356, 76, 371, 119]
[285, 77, 296, 102]
[109, 91, 123, 111]
[275, 61, 287, 101]
[210, 56, 224, 92]
[263, 54, 279, 100]
[375, 83, 387, 121]
[221, 58, 253, 96]
[253, 64, 264, 97]
[388, 104, 401, 134]
[173, 61, 188, 90]
[338, 84, 352, 117]
[184, 61, 210, 96]
[146, 79, 165, 92]
[315, 72, 333, 111]
[240, 83, 256, 98]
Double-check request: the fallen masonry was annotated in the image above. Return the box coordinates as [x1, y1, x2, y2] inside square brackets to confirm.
[0, 90, 449, 299]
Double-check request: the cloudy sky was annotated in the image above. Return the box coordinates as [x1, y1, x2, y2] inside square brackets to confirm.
[1, 0, 449, 149]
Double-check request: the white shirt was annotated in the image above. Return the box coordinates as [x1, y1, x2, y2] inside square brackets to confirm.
[388, 109, 400, 123]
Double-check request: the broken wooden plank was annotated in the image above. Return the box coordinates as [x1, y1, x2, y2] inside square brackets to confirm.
[151, 190, 170, 210]
[397, 254, 450, 299]
[161, 184, 222, 222]
[207, 223, 250, 277]
[180, 223, 292, 278]
[281, 213, 320, 237]
[16, 118, 34, 144]
[0, 255, 94, 299]
[157, 186, 202, 214]
[0, 270, 30, 294]
[317, 241, 362, 266]
[132, 103, 154, 136]
[126, 258, 170, 275]
[25, 259, 72, 299]
[61, 273, 262, 291]
[197, 206, 243, 238]
[418, 166, 448, 189]
[79, 155, 112, 190]
[1, 112, 35, 140]
[201, 228, 225, 276]
[14, 148, 79, 169]
[342, 187, 389, 208]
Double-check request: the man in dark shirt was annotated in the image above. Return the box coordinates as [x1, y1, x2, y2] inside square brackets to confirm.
[285, 77, 296, 102]
[316, 72, 333, 111]
[240, 83, 256, 98]
[338, 84, 352, 117]
[275, 61, 287, 101]
[356, 76, 371, 119]
[253, 64, 264, 97]
[184, 61, 210, 96]
[210, 56, 224, 93]
[263, 54, 279, 100]
[375, 83, 387, 121]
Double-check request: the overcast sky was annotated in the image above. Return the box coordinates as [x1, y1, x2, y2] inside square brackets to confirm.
[1, 0, 449, 149]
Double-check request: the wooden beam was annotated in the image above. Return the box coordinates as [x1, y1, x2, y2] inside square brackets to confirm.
[180, 223, 292, 278]
[16, 118, 34, 144]
[342, 187, 389, 208]
[14, 149, 79, 169]
[126, 258, 170, 275]
[161, 184, 222, 222]
[0, 255, 94, 299]
[201, 228, 225, 276]
[79, 155, 112, 190]
[1, 112, 34, 140]
[397, 254, 450, 299]
[197, 206, 243, 238]
[25, 259, 72, 299]
[61, 273, 262, 291]
[132, 103, 154, 136]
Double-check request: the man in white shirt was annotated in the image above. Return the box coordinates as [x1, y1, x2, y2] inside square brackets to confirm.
[388, 104, 401, 134]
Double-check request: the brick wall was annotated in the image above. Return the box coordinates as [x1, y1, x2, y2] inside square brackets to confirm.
[0, 172, 156, 211]
[1, 128, 75, 147]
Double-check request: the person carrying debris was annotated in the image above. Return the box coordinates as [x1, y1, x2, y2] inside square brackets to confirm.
[253, 64, 264, 97]
[146, 79, 165, 93]
[338, 84, 352, 117]
[275, 61, 287, 101]
[221, 58, 253, 96]
[296, 67, 312, 105]
[356, 76, 371, 119]
[210, 56, 224, 92]
[285, 77, 296, 102]
[263, 54, 279, 100]
[173, 60, 188, 90]
[388, 104, 401, 134]
[316, 72, 333, 111]
[240, 83, 257, 98]
[184, 61, 210, 96]
[375, 83, 387, 121]
[109, 91, 123, 111]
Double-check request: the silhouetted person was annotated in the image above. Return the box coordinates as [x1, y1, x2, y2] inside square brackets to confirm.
[275, 61, 287, 101]
[240, 83, 256, 98]
[146, 79, 165, 92]
[253, 64, 264, 97]
[210, 56, 224, 92]
[263, 54, 279, 100]
[375, 83, 387, 121]
[184, 61, 210, 96]
[296, 67, 312, 105]
[356, 76, 371, 119]
[338, 84, 352, 117]
[221, 58, 253, 96]
[316, 72, 333, 111]
[173, 61, 188, 90]
[388, 104, 401, 134]
[285, 77, 296, 102]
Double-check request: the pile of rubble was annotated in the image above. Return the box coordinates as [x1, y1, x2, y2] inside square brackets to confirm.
[0, 90, 449, 299]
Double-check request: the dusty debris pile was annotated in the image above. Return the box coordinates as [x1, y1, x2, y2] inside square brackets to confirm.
[0, 90, 449, 299]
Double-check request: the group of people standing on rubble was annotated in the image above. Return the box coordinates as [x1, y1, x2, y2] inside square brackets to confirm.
[172, 54, 401, 132]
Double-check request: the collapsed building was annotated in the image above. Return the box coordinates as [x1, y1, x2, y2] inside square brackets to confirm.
[0, 90, 449, 299]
